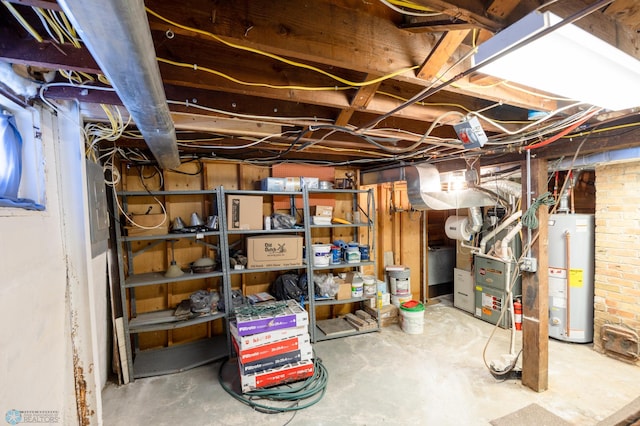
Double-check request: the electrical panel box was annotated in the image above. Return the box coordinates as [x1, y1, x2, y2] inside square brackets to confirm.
[453, 116, 488, 149]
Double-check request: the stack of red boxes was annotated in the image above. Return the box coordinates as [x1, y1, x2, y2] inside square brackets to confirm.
[231, 299, 314, 393]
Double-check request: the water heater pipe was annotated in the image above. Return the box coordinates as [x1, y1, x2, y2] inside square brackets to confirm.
[480, 210, 522, 254]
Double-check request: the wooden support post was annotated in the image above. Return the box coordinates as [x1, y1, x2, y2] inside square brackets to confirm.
[521, 157, 549, 392]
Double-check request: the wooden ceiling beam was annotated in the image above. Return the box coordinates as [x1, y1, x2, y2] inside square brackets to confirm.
[143, 0, 553, 111]
[0, 26, 101, 74]
[416, 29, 470, 81]
[2, 0, 60, 11]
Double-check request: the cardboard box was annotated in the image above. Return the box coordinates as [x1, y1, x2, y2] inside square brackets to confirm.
[314, 205, 333, 217]
[227, 195, 263, 230]
[234, 300, 308, 336]
[333, 278, 351, 300]
[234, 334, 311, 364]
[260, 177, 288, 191]
[230, 323, 308, 350]
[239, 360, 315, 393]
[246, 235, 303, 269]
[237, 344, 313, 375]
[364, 304, 398, 321]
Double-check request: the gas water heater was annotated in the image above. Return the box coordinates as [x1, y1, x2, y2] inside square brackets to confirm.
[548, 213, 595, 343]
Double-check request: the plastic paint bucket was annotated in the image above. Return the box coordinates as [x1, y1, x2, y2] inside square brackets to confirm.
[359, 244, 370, 261]
[400, 300, 425, 334]
[330, 245, 341, 264]
[351, 278, 364, 298]
[312, 244, 331, 267]
[388, 268, 411, 296]
[391, 293, 412, 308]
[363, 276, 376, 297]
[344, 247, 361, 264]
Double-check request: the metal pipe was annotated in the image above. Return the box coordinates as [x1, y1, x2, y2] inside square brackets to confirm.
[565, 231, 571, 338]
[58, 0, 180, 169]
[526, 149, 533, 258]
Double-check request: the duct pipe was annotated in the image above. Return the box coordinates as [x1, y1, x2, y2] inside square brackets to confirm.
[59, 0, 180, 169]
[468, 206, 483, 233]
[480, 210, 522, 254]
[500, 222, 523, 261]
[480, 179, 522, 200]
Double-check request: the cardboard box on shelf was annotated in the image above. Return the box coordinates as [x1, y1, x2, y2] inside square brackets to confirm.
[260, 177, 288, 191]
[314, 205, 333, 217]
[364, 304, 398, 324]
[335, 278, 351, 300]
[227, 195, 263, 230]
[246, 235, 303, 269]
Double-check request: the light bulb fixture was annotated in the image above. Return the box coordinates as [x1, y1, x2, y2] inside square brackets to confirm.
[472, 10, 640, 111]
[165, 239, 184, 278]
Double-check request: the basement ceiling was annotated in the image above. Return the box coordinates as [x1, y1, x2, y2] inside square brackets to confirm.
[1, 0, 639, 170]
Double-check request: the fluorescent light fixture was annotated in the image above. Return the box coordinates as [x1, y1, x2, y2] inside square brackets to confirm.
[472, 11, 640, 111]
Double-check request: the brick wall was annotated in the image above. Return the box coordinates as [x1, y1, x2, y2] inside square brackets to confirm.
[593, 161, 640, 364]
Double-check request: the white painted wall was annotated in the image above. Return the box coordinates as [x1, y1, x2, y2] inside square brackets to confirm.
[0, 99, 107, 424]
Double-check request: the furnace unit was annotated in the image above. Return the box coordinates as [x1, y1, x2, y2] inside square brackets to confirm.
[548, 213, 595, 343]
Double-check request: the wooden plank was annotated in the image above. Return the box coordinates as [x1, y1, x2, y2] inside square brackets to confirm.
[400, 210, 422, 299]
[0, 27, 100, 74]
[335, 73, 381, 126]
[416, 30, 470, 81]
[521, 157, 549, 392]
[203, 161, 238, 190]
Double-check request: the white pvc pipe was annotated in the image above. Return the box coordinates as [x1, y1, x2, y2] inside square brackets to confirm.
[480, 210, 522, 254]
[500, 222, 523, 261]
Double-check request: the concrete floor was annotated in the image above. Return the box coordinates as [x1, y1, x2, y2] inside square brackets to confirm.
[102, 296, 640, 425]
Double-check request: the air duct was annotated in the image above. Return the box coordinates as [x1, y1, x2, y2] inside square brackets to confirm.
[406, 164, 497, 210]
[58, 0, 180, 169]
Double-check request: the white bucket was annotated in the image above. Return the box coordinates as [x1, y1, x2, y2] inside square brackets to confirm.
[391, 293, 412, 308]
[400, 301, 425, 334]
[363, 276, 376, 297]
[312, 244, 331, 267]
[351, 279, 364, 298]
[388, 268, 411, 295]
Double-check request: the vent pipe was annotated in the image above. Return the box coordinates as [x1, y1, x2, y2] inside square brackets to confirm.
[59, 0, 180, 169]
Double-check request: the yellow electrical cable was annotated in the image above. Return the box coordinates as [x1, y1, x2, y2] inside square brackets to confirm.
[157, 57, 354, 91]
[35, 7, 65, 44]
[387, 0, 437, 13]
[3, 1, 43, 42]
[146, 7, 418, 87]
[57, 9, 81, 48]
[563, 121, 640, 139]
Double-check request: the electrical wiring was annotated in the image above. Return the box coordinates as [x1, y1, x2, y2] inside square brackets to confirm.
[2, 1, 43, 42]
[158, 57, 358, 92]
[478, 102, 590, 140]
[147, 7, 418, 88]
[166, 99, 333, 125]
[378, 0, 443, 17]
[524, 109, 599, 150]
